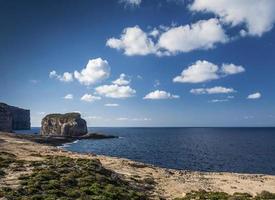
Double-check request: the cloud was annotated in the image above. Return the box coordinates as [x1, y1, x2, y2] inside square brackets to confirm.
[37, 112, 46, 115]
[190, 86, 236, 94]
[49, 70, 74, 82]
[189, 0, 275, 37]
[158, 18, 228, 54]
[221, 64, 245, 75]
[210, 99, 229, 103]
[137, 75, 143, 79]
[29, 79, 39, 84]
[64, 94, 73, 100]
[112, 73, 130, 85]
[119, 0, 141, 7]
[106, 26, 156, 56]
[74, 58, 110, 86]
[86, 116, 102, 120]
[153, 80, 160, 87]
[247, 92, 261, 99]
[173, 60, 245, 83]
[95, 84, 136, 98]
[244, 115, 255, 120]
[106, 18, 228, 56]
[116, 117, 151, 121]
[80, 94, 101, 102]
[116, 117, 129, 121]
[143, 90, 179, 99]
[104, 103, 119, 107]
[132, 118, 151, 121]
[173, 60, 219, 83]
[149, 28, 160, 38]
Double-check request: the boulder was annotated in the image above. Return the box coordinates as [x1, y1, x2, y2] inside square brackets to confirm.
[40, 113, 87, 137]
[0, 103, 30, 132]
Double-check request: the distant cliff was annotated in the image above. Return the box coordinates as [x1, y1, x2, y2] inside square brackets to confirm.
[40, 113, 87, 137]
[0, 103, 30, 132]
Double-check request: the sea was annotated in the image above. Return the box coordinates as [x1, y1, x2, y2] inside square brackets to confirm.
[16, 127, 275, 175]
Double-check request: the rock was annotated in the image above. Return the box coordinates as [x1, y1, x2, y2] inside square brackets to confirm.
[40, 113, 88, 137]
[0, 103, 30, 132]
[80, 133, 118, 139]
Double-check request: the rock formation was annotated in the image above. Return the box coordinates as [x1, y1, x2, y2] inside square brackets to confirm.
[40, 113, 87, 137]
[0, 103, 30, 132]
[0, 104, 12, 132]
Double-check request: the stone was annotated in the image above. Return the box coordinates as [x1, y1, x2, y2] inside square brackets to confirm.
[40, 113, 87, 137]
[0, 103, 30, 132]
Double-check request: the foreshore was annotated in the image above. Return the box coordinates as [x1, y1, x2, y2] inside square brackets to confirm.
[1, 131, 275, 200]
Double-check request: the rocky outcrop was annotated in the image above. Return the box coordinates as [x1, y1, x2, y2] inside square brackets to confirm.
[40, 113, 87, 137]
[0, 103, 30, 132]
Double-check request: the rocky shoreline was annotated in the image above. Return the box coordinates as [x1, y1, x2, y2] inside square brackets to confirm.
[1, 132, 275, 200]
[3, 132, 118, 146]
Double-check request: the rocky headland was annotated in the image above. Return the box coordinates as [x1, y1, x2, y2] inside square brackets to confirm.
[0, 103, 30, 132]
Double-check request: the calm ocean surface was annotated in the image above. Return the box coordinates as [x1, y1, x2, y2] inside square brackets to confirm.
[18, 127, 275, 175]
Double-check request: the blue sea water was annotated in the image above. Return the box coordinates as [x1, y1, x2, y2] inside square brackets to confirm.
[17, 127, 275, 175]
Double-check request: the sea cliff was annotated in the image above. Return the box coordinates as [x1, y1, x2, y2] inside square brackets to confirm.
[0, 103, 30, 132]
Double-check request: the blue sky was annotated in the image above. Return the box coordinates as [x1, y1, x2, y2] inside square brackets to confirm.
[1, 0, 275, 127]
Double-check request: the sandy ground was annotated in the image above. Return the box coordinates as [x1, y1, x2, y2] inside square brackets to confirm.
[1, 132, 275, 200]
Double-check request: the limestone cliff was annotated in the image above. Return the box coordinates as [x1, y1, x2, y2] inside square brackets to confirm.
[40, 113, 87, 137]
[0, 103, 30, 132]
[0, 104, 12, 132]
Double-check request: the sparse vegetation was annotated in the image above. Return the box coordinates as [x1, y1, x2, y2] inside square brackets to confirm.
[0, 155, 148, 200]
[174, 190, 275, 200]
[0, 151, 16, 177]
[44, 113, 81, 120]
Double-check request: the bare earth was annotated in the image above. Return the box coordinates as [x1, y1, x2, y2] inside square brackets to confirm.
[1, 132, 275, 200]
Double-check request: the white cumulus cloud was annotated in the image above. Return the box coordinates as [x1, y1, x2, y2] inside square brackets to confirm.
[173, 60, 245, 83]
[112, 73, 130, 85]
[158, 18, 228, 54]
[190, 86, 236, 94]
[143, 90, 179, 100]
[221, 64, 245, 75]
[247, 92, 261, 99]
[64, 94, 74, 100]
[173, 60, 219, 83]
[49, 70, 73, 82]
[80, 94, 101, 102]
[189, 0, 275, 37]
[106, 26, 156, 56]
[106, 18, 228, 56]
[74, 58, 110, 86]
[95, 84, 136, 98]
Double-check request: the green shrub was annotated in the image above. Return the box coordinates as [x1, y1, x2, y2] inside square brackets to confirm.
[174, 190, 275, 200]
[0, 155, 147, 200]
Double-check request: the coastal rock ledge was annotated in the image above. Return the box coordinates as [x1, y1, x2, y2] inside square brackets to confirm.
[40, 113, 88, 137]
